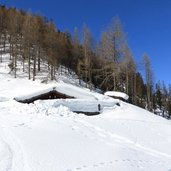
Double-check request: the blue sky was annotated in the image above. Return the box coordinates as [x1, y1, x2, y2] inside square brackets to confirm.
[1, 0, 171, 84]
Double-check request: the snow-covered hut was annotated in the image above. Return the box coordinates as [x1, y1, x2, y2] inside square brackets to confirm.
[14, 87, 74, 103]
[14, 83, 116, 115]
[104, 91, 129, 102]
[14, 83, 97, 103]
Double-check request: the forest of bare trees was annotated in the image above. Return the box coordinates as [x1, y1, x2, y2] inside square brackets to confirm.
[0, 5, 171, 117]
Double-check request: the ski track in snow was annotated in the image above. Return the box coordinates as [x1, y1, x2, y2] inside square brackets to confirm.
[0, 131, 19, 171]
[0, 114, 29, 171]
[47, 112, 171, 170]
[1, 100, 171, 171]
[62, 106, 171, 170]
[74, 117, 171, 159]
[0, 128, 29, 171]
[66, 159, 170, 171]
[1, 54, 171, 170]
[0, 138, 12, 171]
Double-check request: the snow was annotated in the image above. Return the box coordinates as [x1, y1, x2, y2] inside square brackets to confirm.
[105, 91, 129, 100]
[0, 54, 171, 171]
[14, 82, 109, 102]
[0, 96, 9, 102]
[34, 98, 117, 113]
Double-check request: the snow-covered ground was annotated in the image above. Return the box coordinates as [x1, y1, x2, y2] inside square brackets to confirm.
[1, 54, 171, 171]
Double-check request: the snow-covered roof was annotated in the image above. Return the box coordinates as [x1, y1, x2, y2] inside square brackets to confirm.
[14, 82, 108, 102]
[35, 99, 116, 114]
[104, 91, 129, 100]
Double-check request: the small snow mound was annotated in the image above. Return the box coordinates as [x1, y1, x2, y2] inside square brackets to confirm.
[0, 97, 9, 102]
[104, 91, 129, 100]
[46, 105, 75, 117]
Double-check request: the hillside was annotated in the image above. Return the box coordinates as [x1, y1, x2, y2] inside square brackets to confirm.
[0, 54, 171, 171]
[0, 5, 161, 111]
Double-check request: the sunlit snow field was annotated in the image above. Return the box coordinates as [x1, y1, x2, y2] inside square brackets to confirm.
[0, 54, 171, 171]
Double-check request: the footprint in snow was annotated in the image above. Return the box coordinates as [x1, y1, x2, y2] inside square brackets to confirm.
[93, 164, 98, 167]
[137, 165, 143, 169]
[13, 123, 25, 127]
[131, 164, 135, 167]
[100, 162, 104, 165]
[18, 123, 25, 126]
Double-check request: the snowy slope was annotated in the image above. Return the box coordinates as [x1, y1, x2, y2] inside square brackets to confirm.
[0, 54, 171, 171]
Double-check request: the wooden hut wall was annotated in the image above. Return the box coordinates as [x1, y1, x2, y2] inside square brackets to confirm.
[16, 90, 74, 103]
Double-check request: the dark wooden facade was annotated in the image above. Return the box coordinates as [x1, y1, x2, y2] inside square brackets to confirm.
[15, 90, 74, 103]
[110, 96, 127, 102]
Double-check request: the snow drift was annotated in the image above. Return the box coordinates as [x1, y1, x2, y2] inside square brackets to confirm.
[0, 54, 171, 171]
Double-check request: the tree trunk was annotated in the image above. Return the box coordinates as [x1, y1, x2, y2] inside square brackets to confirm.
[38, 47, 40, 71]
[50, 64, 54, 80]
[134, 73, 137, 105]
[23, 56, 25, 72]
[33, 52, 36, 81]
[14, 50, 17, 78]
[9, 36, 12, 60]
[0, 45, 2, 63]
[126, 70, 129, 94]
[3, 32, 6, 53]
[28, 47, 31, 80]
